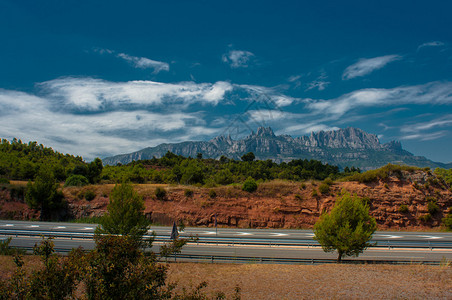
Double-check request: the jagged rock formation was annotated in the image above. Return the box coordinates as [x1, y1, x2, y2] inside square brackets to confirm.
[103, 127, 451, 170]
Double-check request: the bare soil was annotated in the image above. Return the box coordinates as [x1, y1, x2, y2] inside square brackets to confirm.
[1, 256, 450, 299]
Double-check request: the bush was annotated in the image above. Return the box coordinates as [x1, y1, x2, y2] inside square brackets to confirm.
[242, 177, 257, 193]
[184, 189, 193, 198]
[311, 189, 318, 197]
[154, 187, 167, 200]
[294, 194, 303, 202]
[0, 178, 10, 184]
[64, 174, 89, 187]
[318, 183, 330, 195]
[398, 204, 409, 213]
[323, 178, 334, 186]
[418, 214, 432, 223]
[84, 189, 96, 201]
[442, 208, 452, 230]
[427, 200, 439, 215]
[208, 189, 217, 198]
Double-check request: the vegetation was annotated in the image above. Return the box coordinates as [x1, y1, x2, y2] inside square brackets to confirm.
[155, 186, 167, 200]
[442, 208, 452, 230]
[95, 182, 150, 242]
[427, 198, 439, 215]
[242, 177, 258, 193]
[64, 174, 89, 187]
[318, 183, 330, 195]
[0, 235, 235, 299]
[25, 166, 65, 220]
[101, 151, 343, 185]
[314, 192, 377, 262]
[345, 164, 421, 183]
[398, 204, 409, 213]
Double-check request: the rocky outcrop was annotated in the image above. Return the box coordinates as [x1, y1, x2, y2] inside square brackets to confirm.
[103, 127, 450, 170]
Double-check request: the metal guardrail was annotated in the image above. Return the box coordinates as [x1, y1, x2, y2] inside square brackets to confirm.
[10, 245, 446, 266]
[1, 229, 452, 250]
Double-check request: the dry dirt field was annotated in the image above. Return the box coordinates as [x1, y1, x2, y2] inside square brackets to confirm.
[2, 256, 450, 299]
[167, 263, 452, 299]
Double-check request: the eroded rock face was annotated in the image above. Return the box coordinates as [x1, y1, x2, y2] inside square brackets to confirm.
[1, 171, 450, 230]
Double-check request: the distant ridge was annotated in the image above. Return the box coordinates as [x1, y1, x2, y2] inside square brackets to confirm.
[103, 127, 451, 170]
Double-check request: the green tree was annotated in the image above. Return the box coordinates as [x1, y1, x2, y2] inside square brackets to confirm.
[95, 182, 150, 242]
[314, 192, 377, 262]
[25, 166, 65, 220]
[242, 176, 258, 193]
[241, 152, 255, 162]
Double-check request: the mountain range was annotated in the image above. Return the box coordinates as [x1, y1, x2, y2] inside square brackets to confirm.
[103, 127, 451, 170]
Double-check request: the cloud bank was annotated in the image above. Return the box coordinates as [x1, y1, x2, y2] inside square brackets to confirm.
[1, 78, 451, 161]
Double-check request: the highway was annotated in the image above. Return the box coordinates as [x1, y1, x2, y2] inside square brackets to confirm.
[1, 220, 452, 263]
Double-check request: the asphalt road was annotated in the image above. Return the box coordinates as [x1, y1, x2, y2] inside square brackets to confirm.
[2, 220, 452, 262]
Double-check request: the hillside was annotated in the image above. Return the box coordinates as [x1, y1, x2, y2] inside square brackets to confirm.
[2, 168, 451, 230]
[102, 127, 451, 170]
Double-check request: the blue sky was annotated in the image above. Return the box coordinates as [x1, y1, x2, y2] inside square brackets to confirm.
[0, 0, 451, 163]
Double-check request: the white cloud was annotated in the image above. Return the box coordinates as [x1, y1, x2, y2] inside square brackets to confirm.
[417, 41, 445, 51]
[94, 48, 169, 73]
[401, 116, 452, 133]
[306, 81, 452, 118]
[222, 50, 255, 68]
[400, 131, 447, 141]
[39, 77, 233, 110]
[342, 55, 402, 80]
[0, 88, 218, 160]
[116, 53, 169, 73]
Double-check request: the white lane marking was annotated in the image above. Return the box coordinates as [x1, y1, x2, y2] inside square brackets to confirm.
[0, 224, 14, 227]
[237, 232, 252, 236]
[82, 227, 94, 230]
[417, 235, 443, 240]
[377, 234, 403, 239]
[270, 233, 288, 237]
[304, 233, 315, 237]
[54, 226, 66, 229]
[27, 225, 39, 228]
[202, 231, 217, 235]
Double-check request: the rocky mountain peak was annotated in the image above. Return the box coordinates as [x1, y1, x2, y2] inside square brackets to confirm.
[248, 126, 276, 138]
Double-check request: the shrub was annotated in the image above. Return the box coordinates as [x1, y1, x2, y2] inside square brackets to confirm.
[84, 189, 96, 201]
[184, 189, 193, 198]
[155, 187, 167, 200]
[0, 178, 10, 184]
[361, 196, 371, 206]
[208, 189, 217, 198]
[398, 204, 409, 213]
[442, 208, 452, 230]
[418, 214, 432, 223]
[311, 189, 318, 197]
[294, 194, 303, 202]
[64, 174, 89, 187]
[323, 178, 334, 186]
[427, 200, 439, 215]
[242, 177, 257, 193]
[318, 183, 330, 195]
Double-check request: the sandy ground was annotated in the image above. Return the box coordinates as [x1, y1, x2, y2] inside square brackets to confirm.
[166, 262, 452, 299]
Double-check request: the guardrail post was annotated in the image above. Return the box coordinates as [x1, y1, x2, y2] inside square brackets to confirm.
[211, 256, 214, 263]
[429, 241, 432, 251]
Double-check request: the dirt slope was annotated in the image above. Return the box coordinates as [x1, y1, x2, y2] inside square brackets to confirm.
[1, 170, 451, 230]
